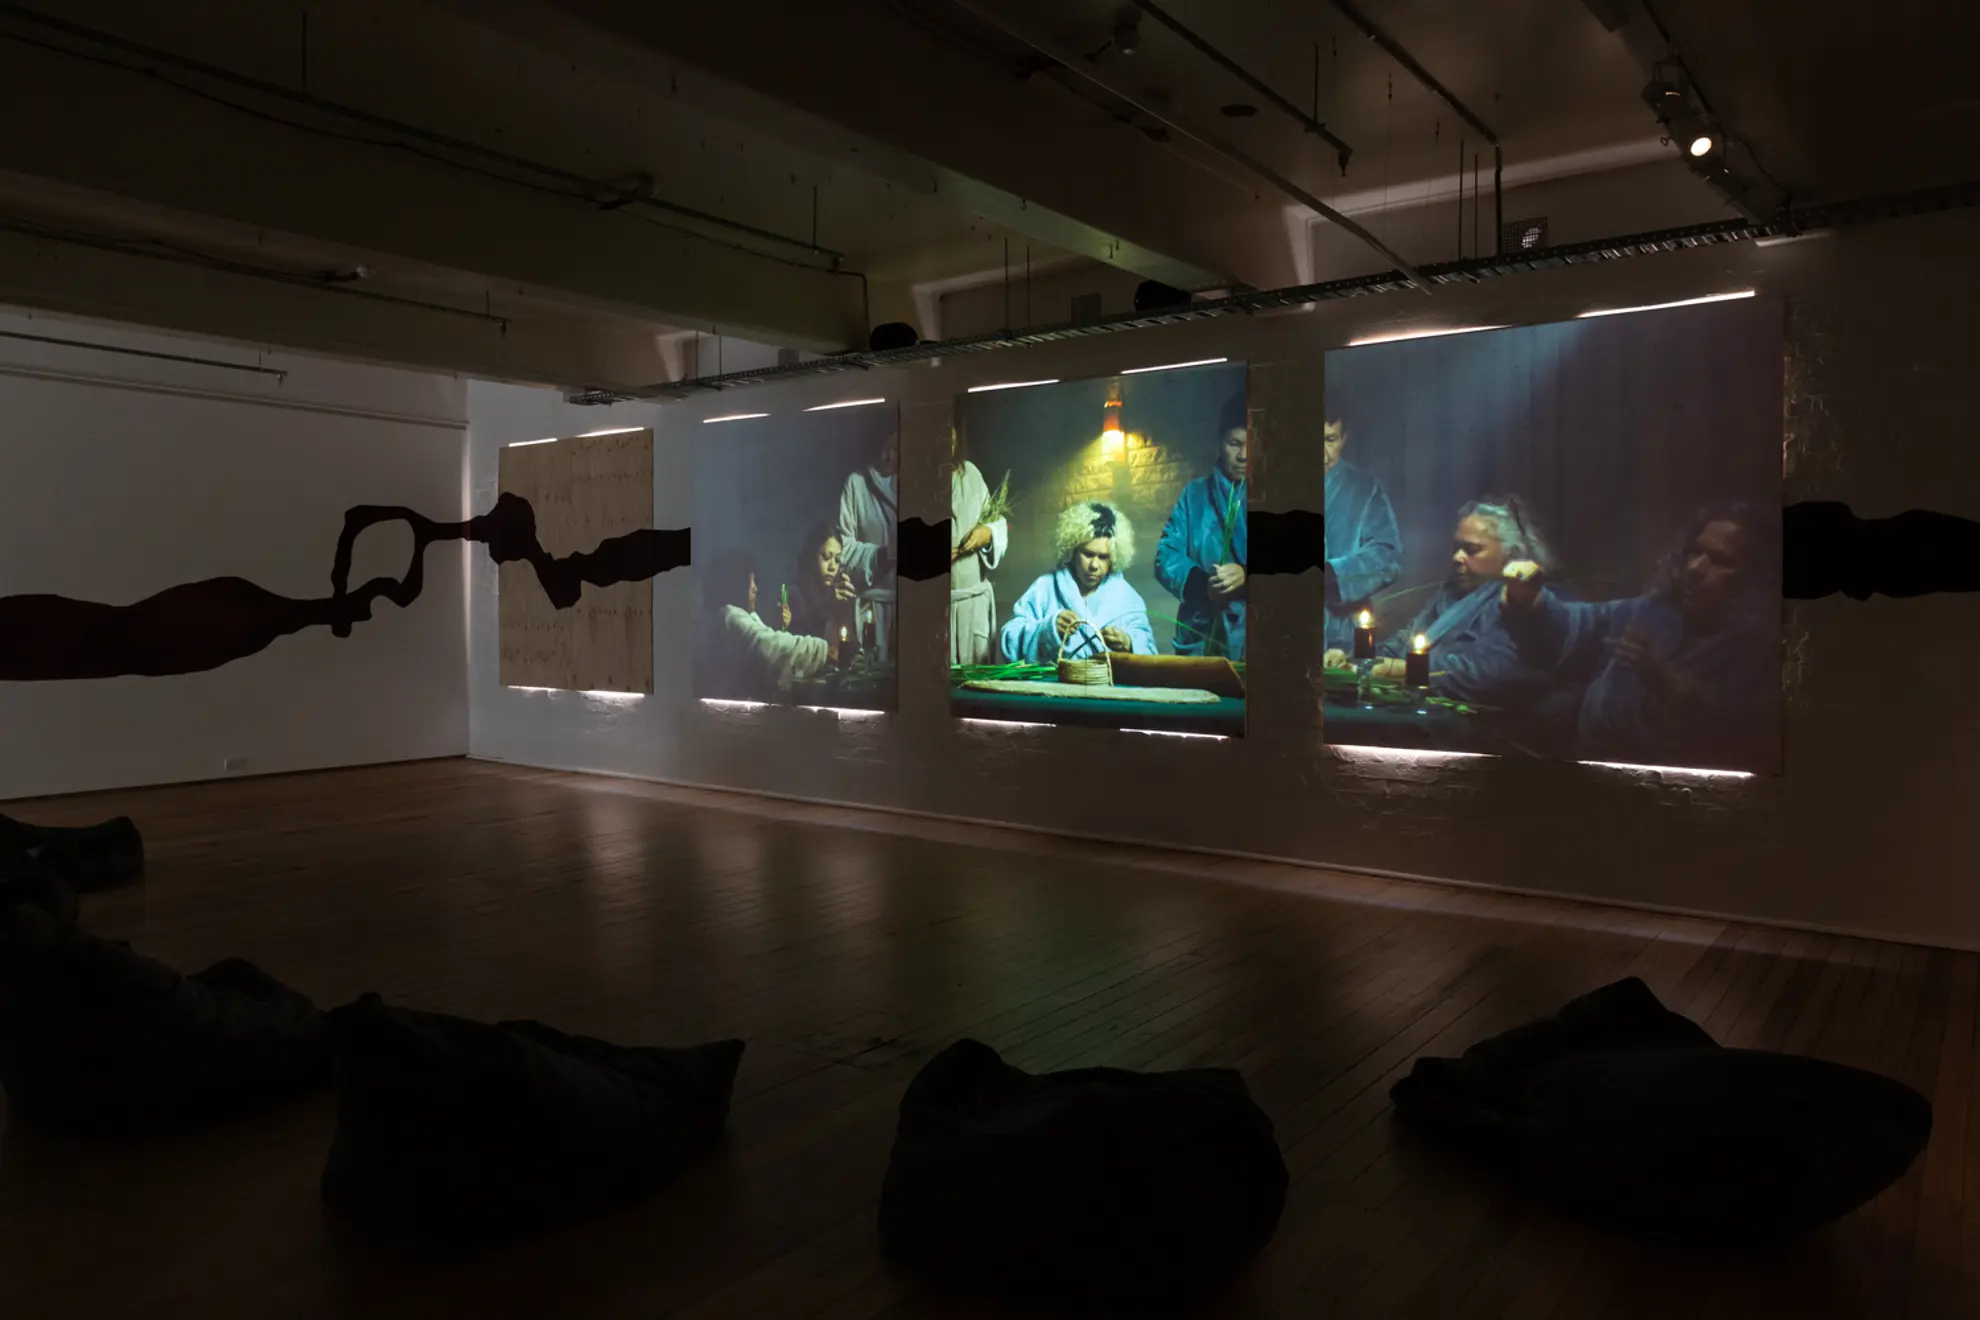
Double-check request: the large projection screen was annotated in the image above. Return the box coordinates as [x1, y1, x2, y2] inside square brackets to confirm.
[1320, 297, 1783, 773]
[949, 361, 1249, 737]
[693, 407, 899, 712]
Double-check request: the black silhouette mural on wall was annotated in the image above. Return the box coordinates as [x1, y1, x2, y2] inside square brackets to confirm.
[1782, 503, 1980, 599]
[0, 493, 690, 682]
[1245, 505, 1980, 597]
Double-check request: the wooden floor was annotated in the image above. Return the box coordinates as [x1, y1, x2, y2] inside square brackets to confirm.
[0, 759, 1973, 1319]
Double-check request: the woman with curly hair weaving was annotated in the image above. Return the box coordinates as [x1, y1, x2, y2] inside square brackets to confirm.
[998, 502, 1157, 664]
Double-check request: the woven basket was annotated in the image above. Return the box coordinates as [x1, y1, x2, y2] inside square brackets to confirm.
[1055, 620, 1114, 686]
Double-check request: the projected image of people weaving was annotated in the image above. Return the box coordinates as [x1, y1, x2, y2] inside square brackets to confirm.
[949, 364, 1248, 737]
[1319, 299, 1783, 771]
[693, 408, 900, 711]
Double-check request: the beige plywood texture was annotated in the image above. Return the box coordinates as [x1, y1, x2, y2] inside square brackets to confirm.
[497, 429, 654, 693]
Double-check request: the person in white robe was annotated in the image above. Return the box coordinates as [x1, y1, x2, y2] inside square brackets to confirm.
[836, 431, 898, 662]
[947, 426, 1008, 666]
[695, 550, 835, 701]
[1000, 502, 1158, 663]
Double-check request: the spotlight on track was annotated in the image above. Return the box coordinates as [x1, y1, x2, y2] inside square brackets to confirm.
[1687, 132, 1717, 159]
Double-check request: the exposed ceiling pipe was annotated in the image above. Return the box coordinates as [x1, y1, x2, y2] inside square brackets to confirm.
[947, 0, 1428, 290]
[574, 175, 1980, 400]
[1125, 0, 1354, 172]
[0, 329, 288, 379]
[0, 210, 513, 330]
[1326, 0, 1505, 255]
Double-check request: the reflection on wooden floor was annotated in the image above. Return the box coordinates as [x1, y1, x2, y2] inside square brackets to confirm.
[0, 758, 1972, 1318]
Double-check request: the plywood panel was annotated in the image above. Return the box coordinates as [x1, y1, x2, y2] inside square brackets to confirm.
[498, 428, 654, 692]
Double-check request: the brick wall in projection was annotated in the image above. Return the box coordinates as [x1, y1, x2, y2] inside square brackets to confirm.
[468, 206, 1980, 950]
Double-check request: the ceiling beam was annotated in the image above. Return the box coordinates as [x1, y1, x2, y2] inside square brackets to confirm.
[0, 222, 676, 389]
[419, 0, 1231, 293]
[503, 0, 1307, 290]
[0, 26, 870, 351]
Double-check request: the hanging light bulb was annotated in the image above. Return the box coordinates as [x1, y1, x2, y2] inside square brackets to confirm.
[1101, 398, 1126, 459]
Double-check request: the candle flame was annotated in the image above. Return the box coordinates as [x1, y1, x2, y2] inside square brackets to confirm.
[1356, 610, 1373, 628]
[1413, 634, 1430, 653]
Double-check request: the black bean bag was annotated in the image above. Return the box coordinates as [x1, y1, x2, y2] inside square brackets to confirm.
[1391, 977, 1932, 1246]
[320, 995, 745, 1242]
[0, 862, 78, 935]
[0, 925, 328, 1133]
[0, 812, 144, 893]
[878, 1039, 1288, 1309]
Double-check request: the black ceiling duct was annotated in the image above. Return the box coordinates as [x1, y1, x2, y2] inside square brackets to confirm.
[1133, 280, 1191, 312]
[868, 322, 919, 352]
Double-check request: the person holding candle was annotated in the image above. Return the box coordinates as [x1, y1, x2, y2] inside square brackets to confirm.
[787, 521, 858, 642]
[1321, 415, 1404, 656]
[1326, 495, 1564, 711]
[1154, 393, 1249, 659]
[1499, 501, 1780, 769]
[836, 429, 900, 660]
[999, 501, 1157, 663]
[695, 549, 839, 701]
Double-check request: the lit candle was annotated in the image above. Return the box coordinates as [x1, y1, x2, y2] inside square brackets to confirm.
[1352, 609, 1376, 660]
[1405, 633, 1431, 687]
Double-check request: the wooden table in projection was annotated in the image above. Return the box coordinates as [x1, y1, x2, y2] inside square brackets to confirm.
[951, 654, 1248, 736]
[497, 429, 655, 694]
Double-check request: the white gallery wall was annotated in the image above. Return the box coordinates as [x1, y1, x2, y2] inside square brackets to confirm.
[0, 311, 469, 798]
[468, 205, 1980, 949]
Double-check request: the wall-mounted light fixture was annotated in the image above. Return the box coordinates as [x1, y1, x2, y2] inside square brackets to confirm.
[967, 379, 1060, 393]
[1347, 325, 1504, 347]
[1329, 745, 1491, 764]
[1577, 290, 1754, 319]
[1579, 760, 1752, 780]
[1100, 398, 1126, 460]
[1120, 357, 1229, 375]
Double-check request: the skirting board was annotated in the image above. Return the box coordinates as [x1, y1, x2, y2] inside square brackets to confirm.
[0, 754, 468, 806]
[467, 753, 1973, 955]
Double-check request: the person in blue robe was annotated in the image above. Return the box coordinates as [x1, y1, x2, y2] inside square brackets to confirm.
[1156, 391, 1243, 660]
[1500, 502, 1779, 770]
[1322, 416, 1403, 652]
[1000, 501, 1158, 663]
[1334, 495, 1561, 710]
[1155, 394, 1249, 659]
